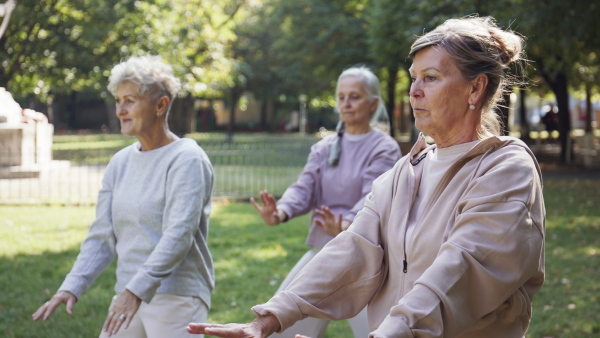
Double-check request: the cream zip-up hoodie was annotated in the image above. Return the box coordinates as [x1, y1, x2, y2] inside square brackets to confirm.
[253, 134, 545, 338]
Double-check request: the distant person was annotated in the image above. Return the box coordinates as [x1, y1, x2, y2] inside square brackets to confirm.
[33, 55, 215, 338]
[246, 66, 401, 338]
[188, 16, 545, 338]
[284, 110, 300, 133]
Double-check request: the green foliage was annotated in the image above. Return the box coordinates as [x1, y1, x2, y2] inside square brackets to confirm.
[0, 0, 242, 102]
[233, 0, 374, 109]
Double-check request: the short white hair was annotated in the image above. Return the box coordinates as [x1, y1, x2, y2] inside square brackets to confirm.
[107, 55, 181, 104]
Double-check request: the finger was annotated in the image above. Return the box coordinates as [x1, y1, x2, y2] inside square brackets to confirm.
[249, 197, 262, 211]
[338, 212, 343, 225]
[107, 315, 120, 336]
[265, 192, 277, 206]
[323, 207, 335, 218]
[123, 314, 133, 330]
[32, 303, 48, 321]
[204, 326, 242, 337]
[313, 208, 325, 217]
[111, 314, 126, 336]
[65, 296, 76, 315]
[314, 219, 324, 228]
[186, 326, 202, 334]
[188, 323, 227, 331]
[102, 312, 114, 333]
[316, 206, 333, 219]
[43, 300, 62, 321]
[260, 190, 270, 206]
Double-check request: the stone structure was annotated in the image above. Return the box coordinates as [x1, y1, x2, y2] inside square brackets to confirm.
[0, 87, 54, 178]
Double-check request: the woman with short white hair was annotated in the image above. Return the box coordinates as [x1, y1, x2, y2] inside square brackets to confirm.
[33, 55, 215, 338]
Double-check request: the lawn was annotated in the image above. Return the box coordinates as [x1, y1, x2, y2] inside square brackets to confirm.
[0, 177, 599, 337]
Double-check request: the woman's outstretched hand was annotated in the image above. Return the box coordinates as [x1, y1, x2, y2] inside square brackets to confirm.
[250, 190, 287, 226]
[187, 314, 281, 337]
[32, 290, 77, 321]
[314, 205, 348, 237]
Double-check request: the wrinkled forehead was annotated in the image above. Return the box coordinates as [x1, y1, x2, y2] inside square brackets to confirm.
[115, 81, 143, 97]
[409, 45, 459, 75]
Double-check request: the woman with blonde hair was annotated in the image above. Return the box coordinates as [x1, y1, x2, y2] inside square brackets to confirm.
[189, 16, 545, 338]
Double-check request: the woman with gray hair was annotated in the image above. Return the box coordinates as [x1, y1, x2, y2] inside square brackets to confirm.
[248, 66, 401, 337]
[33, 55, 215, 338]
[189, 16, 545, 338]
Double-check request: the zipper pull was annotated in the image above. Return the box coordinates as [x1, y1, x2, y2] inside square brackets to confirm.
[403, 259, 408, 273]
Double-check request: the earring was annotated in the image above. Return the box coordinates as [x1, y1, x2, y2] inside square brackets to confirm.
[469, 104, 475, 110]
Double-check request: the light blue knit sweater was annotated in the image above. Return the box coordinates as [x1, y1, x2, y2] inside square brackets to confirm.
[59, 138, 214, 306]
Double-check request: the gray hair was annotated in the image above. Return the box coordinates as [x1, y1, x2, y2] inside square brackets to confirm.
[409, 16, 524, 137]
[328, 66, 389, 166]
[107, 56, 181, 110]
[335, 66, 389, 132]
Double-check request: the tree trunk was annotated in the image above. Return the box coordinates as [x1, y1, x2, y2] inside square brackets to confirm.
[386, 65, 398, 137]
[542, 71, 572, 163]
[519, 86, 531, 143]
[260, 95, 268, 131]
[585, 81, 593, 134]
[498, 91, 511, 136]
[103, 92, 119, 133]
[227, 87, 240, 142]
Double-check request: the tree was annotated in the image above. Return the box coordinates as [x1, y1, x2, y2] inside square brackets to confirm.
[509, 0, 600, 162]
[231, 0, 374, 133]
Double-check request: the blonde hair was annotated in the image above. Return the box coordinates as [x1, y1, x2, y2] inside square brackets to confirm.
[409, 16, 525, 137]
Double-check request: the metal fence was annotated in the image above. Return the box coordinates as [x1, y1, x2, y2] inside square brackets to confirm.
[0, 134, 320, 205]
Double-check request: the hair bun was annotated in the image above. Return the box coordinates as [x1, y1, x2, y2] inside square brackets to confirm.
[490, 27, 523, 65]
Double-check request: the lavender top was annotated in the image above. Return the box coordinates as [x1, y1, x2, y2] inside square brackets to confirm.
[277, 128, 401, 249]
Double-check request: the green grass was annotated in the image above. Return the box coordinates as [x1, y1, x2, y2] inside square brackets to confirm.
[0, 202, 352, 337]
[530, 178, 600, 337]
[1, 178, 599, 337]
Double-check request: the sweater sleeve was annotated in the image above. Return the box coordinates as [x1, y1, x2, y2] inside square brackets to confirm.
[252, 189, 388, 332]
[58, 161, 118, 299]
[371, 150, 545, 337]
[126, 154, 213, 303]
[276, 141, 325, 220]
[345, 137, 401, 223]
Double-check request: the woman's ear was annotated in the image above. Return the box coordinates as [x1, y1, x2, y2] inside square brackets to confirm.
[469, 74, 488, 106]
[156, 96, 170, 117]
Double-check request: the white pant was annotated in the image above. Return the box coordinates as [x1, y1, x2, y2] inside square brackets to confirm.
[269, 248, 371, 338]
[99, 293, 208, 338]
